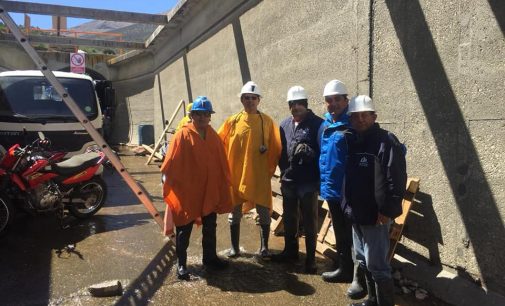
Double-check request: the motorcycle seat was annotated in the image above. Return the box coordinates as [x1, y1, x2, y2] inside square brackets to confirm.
[51, 152, 101, 176]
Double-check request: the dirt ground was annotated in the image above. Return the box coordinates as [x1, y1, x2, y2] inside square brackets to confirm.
[0, 148, 450, 306]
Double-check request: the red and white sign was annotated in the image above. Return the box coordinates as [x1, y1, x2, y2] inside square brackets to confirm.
[70, 53, 85, 74]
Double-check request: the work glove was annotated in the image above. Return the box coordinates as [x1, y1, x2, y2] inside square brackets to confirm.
[292, 143, 316, 165]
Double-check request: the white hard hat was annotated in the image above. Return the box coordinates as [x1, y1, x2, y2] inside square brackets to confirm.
[348, 95, 375, 114]
[286, 85, 308, 101]
[323, 79, 348, 96]
[239, 81, 261, 97]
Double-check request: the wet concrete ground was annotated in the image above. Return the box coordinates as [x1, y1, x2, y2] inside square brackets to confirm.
[0, 148, 449, 306]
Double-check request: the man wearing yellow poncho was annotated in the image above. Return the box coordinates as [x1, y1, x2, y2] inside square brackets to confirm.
[218, 81, 281, 259]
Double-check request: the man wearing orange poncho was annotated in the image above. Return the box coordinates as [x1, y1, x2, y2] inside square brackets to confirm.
[161, 96, 232, 281]
[218, 81, 282, 259]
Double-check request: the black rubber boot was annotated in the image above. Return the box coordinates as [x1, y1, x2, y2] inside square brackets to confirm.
[271, 234, 299, 263]
[351, 269, 377, 306]
[347, 263, 367, 299]
[304, 257, 317, 274]
[304, 211, 317, 274]
[175, 222, 193, 281]
[321, 254, 353, 283]
[202, 213, 228, 270]
[227, 223, 241, 258]
[304, 237, 317, 273]
[376, 278, 395, 306]
[258, 225, 271, 259]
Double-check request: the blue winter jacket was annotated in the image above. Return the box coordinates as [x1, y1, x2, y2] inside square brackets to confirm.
[319, 110, 350, 201]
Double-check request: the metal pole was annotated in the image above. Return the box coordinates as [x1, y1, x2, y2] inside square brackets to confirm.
[0, 6, 172, 234]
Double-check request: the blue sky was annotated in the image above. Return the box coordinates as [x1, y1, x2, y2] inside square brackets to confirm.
[7, 0, 178, 29]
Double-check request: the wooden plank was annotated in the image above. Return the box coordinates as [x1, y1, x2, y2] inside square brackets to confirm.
[271, 177, 282, 196]
[0, 33, 146, 49]
[314, 177, 421, 262]
[272, 196, 283, 215]
[316, 241, 337, 261]
[270, 196, 284, 235]
[142, 144, 163, 161]
[270, 217, 284, 235]
[388, 178, 421, 261]
[325, 225, 336, 246]
[317, 209, 332, 243]
[146, 100, 185, 165]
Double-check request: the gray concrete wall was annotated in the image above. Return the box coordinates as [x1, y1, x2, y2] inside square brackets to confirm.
[112, 0, 504, 299]
[373, 0, 505, 296]
[153, 58, 189, 139]
[111, 75, 156, 145]
[0, 42, 113, 79]
[153, 0, 370, 131]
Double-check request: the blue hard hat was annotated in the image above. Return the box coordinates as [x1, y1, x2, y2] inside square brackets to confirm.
[191, 96, 215, 113]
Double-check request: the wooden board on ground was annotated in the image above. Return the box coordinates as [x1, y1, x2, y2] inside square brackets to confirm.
[270, 196, 284, 235]
[388, 177, 420, 261]
[142, 144, 163, 161]
[317, 207, 332, 243]
[145, 99, 185, 165]
[313, 177, 421, 262]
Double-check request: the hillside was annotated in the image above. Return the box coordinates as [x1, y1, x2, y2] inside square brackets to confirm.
[71, 20, 132, 33]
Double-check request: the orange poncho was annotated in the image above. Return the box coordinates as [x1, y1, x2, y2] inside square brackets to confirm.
[161, 123, 233, 227]
[218, 111, 281, 211]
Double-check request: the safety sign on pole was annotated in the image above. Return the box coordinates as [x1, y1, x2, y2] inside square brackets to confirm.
[70, 52, 85, 74]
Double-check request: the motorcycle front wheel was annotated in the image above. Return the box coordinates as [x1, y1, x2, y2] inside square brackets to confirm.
[68, 176, 107, 219]
[0, 193, 14, 235]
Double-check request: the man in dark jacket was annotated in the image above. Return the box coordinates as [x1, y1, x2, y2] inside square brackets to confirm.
[345, 95, 407, 306]
[271, 86, 324, 274]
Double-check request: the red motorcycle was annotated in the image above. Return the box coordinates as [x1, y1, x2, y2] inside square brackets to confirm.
[0, 133, 107, 234]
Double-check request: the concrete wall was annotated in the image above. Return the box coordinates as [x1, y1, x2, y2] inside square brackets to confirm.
[113, 0, 505, 299]
[0, 42, 113, 79]
[111, 75, 156, 145]
[153, 0, 370, 133]
[373, 0, 505, 296]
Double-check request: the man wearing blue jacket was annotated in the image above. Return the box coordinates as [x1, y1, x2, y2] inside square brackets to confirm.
[271, 86, 324, 274]
[345, 95, 407, 306]
[319, 80, 365, 299]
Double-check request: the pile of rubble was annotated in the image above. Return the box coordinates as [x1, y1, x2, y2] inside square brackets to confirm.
[392, 268, 429, 300]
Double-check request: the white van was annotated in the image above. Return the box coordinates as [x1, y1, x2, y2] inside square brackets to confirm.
[0, 70, 103, 155]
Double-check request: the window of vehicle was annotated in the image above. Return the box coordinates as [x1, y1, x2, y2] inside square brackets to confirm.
[0, 76, 98, 122]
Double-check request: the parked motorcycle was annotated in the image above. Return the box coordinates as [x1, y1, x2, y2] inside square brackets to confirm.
[0, 133, 107, 234]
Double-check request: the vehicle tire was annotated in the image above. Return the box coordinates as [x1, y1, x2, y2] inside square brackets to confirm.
[0, 194, 14, 235]
[68, 176, 107, 219]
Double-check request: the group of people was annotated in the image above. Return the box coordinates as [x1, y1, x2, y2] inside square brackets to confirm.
[160, 79, 407, 306]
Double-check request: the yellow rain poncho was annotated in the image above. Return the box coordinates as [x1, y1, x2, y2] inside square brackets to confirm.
[218, 111, 281, 211]
[175, 103, 193, 131]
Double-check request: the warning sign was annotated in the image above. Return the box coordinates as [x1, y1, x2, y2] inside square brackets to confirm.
[70, 53, 85, 74]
